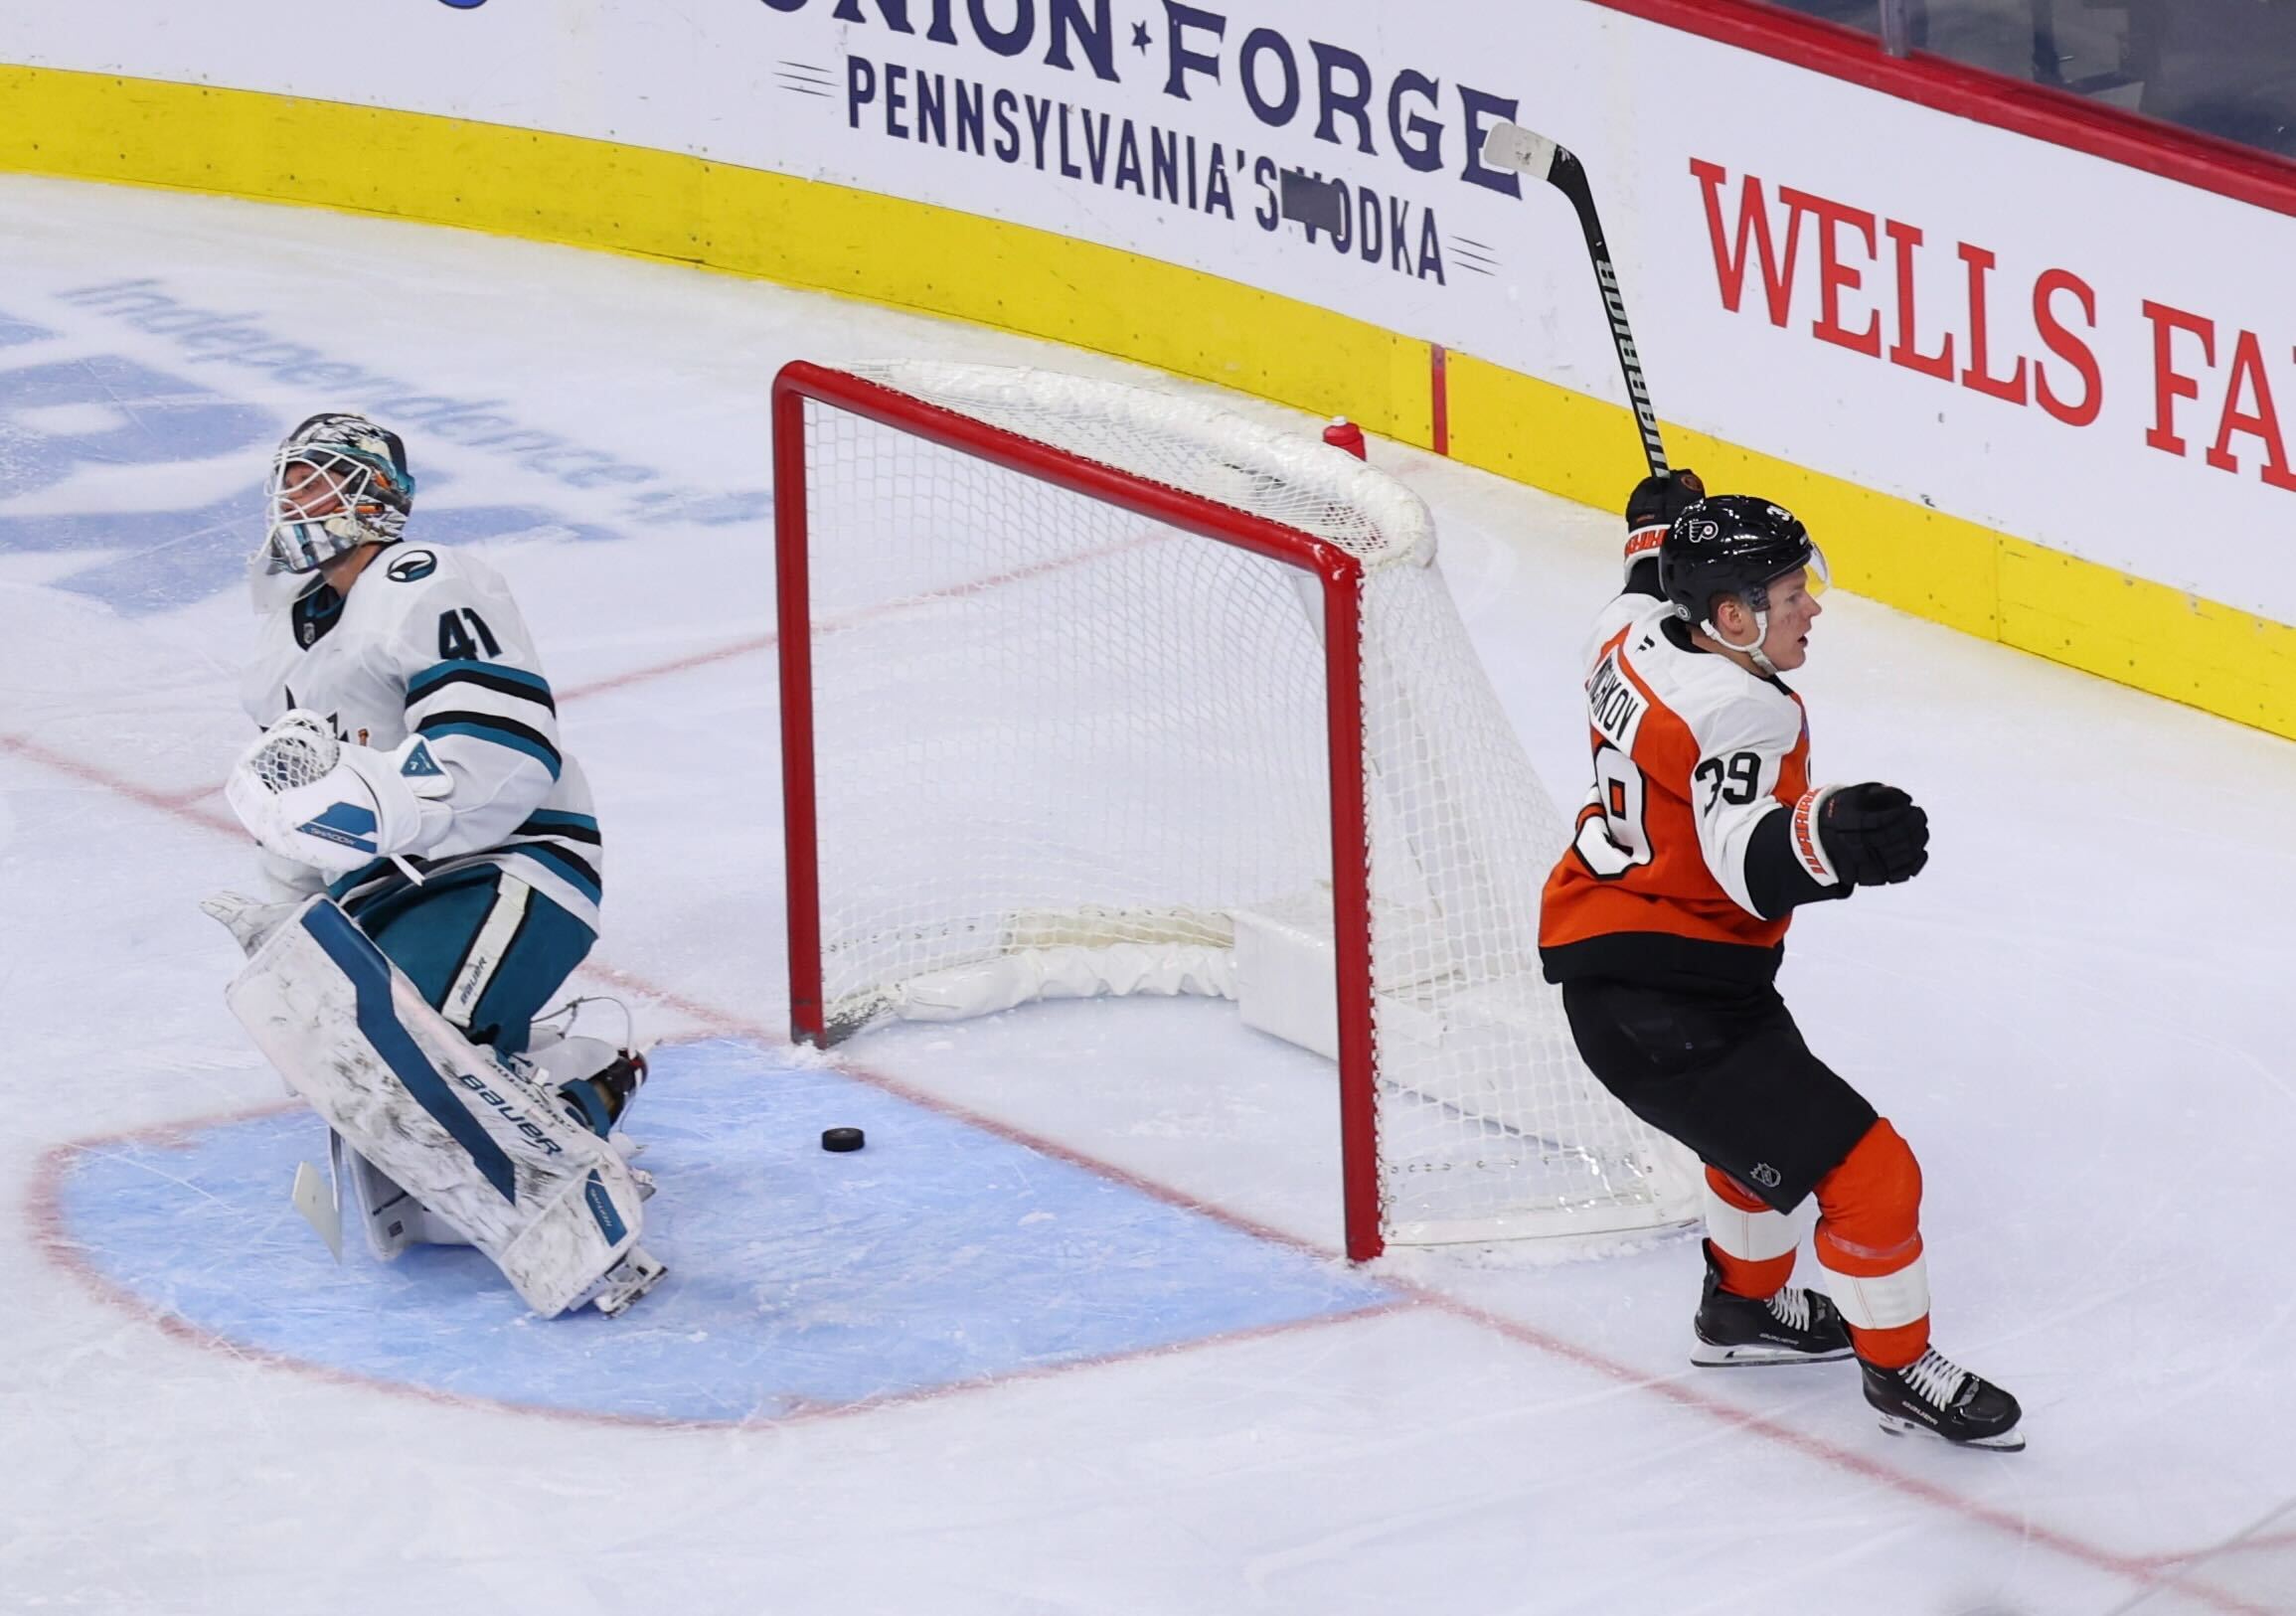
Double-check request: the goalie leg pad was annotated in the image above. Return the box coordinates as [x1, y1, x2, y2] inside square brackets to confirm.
[228, 898, 658, 1318]
[333, 1131, 471, 1257]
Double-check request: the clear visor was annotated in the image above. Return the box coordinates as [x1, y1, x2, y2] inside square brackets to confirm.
[259, 451, 381, 574]
[1706, 547, 1830, 654]
[1767, 546, 1830, 603]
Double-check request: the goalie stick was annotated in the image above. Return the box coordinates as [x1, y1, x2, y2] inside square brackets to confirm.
[1478, 122, 1670, 477]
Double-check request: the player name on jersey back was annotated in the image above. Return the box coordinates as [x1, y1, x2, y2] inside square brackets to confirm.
[1586, 639, 1648, 754]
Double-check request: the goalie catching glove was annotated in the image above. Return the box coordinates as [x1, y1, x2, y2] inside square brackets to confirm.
[226, 710, 454, 874]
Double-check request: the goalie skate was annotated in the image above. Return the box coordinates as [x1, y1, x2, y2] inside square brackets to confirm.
[577, 1245, 668, 1318]
[224, 897, 664, 1318]
[332, 1130, 470, 1257]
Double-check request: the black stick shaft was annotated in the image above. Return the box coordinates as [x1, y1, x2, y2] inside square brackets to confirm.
[1543, 147, 1669, 476]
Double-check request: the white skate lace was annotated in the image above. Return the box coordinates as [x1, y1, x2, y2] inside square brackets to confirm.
[1764, 1288, 1814, 1332]
[1901, 1349, 1970, 1410]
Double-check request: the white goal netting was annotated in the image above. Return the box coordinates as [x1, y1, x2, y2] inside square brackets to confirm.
[779, 361, 1697, 1252]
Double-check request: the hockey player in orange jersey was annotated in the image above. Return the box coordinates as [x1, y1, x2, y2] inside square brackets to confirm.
[1539, 474, 2023, 1451]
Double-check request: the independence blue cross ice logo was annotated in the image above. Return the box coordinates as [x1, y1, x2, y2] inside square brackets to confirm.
[0, 280, 772, 616]
[0, 334, 623, 614]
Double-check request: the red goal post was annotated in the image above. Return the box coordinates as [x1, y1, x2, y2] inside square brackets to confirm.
[773, 359, 1697, 1261]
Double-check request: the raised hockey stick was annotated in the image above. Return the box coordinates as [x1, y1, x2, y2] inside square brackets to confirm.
[1478, 122, 1670, 476]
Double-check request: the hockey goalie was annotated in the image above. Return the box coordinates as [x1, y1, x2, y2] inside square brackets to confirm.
[204, 411, 663, 1319]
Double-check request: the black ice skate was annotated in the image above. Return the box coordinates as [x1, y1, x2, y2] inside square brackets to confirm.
[554, 1048, 648, 1137]
[1860, 1349, 2024, 1450]
[1691, 1242, 1854, 1367]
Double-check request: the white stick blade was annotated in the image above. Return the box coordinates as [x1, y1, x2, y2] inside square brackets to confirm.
[291, 1158, 344, 1263]
[1481, 120, 1558, 180]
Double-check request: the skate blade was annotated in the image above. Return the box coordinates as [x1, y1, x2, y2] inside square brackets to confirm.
[1692, 1341, 1856, 1368]
[1877, 1412, 2026, 1451]
[588, 1247, 667, 1318]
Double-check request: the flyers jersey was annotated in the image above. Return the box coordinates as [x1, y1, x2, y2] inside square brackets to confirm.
[1539, 589, 1843, 987]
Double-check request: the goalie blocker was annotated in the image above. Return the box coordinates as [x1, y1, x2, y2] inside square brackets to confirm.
[226, 897, 663, 1318]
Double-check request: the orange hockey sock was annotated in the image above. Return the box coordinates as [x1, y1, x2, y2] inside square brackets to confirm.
[1812, 1120, 1930, 1370]
[1702, 1166, 1796, 1299]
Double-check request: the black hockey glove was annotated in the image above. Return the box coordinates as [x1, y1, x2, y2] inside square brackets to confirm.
[1622, 469, 1706, 593]
[1818, 783, 1929, 887]
[1624, 468, 1706, 539]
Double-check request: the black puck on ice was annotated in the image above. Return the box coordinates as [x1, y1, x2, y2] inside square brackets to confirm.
[820, 1126, 866, 1153]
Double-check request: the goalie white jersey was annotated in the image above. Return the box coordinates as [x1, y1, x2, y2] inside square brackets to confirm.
[241, 544, 601, 930]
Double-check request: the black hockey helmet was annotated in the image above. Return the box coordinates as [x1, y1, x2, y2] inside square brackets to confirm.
[1657, 495, 1825, 625]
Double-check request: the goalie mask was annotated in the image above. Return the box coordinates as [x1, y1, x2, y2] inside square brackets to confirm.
[259, 412, 416, 575]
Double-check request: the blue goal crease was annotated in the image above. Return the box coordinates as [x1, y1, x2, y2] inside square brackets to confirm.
[50, 1038, 1394, 1423]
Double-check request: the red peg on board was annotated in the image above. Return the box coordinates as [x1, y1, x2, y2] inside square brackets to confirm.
[1323, 418, 1366, 460]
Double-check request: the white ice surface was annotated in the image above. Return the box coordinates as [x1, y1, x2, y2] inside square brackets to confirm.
[5, 174, 2296, 1615]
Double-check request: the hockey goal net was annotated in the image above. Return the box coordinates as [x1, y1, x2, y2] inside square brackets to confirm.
[774, 360, 1697, 1259]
